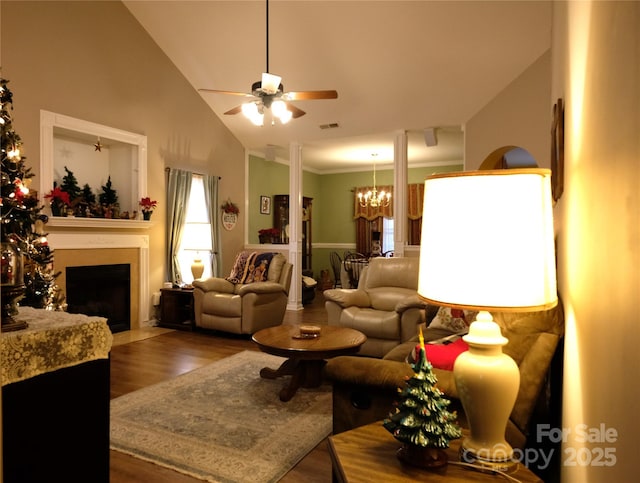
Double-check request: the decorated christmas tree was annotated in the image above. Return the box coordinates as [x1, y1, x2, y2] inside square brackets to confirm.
[1, 77, 64, 329]
[383, 327, 462, 468]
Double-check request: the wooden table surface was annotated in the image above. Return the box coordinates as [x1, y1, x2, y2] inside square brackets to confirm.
[252, 324, 366, 401]
[252, 324, 367, 360]
[328, 422, 543, 483]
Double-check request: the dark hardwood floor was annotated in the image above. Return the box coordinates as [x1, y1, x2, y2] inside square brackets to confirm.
[109, 291, 332, 483]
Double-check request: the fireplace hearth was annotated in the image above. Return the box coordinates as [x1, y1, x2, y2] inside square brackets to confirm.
[66, 263, 131, 333]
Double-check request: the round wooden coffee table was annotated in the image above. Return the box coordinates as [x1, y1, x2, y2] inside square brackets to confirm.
[252, 325, 367, 401]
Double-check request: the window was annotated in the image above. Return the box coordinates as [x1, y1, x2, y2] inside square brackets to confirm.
[177, 175, 213, 284]
[382, 217, 394, 254]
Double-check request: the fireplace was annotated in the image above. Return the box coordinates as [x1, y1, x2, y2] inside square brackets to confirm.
[45, 232, 150, 330]
[66, 263, 131, 333]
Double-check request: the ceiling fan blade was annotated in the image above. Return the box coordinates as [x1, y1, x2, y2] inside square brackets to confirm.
[287, 104, 306, 119]
[198, 88, 255, 98]
[224, 105, 243, 115]
[284, 90, 338, 101]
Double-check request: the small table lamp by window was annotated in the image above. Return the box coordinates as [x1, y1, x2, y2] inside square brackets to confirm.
[181, 223, 213, 281]
[417, 169, 557, 470]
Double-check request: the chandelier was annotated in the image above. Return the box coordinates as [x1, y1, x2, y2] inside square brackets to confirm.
[358, 156, 391, 208]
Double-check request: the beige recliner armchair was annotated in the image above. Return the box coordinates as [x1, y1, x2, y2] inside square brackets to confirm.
[192, 252, 293, 334]
[324, 257, 427, 357]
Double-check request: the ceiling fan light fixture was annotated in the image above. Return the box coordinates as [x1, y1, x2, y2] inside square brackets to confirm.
[279, 109, 292, 124]
[197, 0, 337, 125]
[242, 102, 264, 126]
[261, 72, 282, 95]
[272, 100, 292, 124]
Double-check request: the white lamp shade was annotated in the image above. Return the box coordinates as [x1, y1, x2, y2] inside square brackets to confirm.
[418, 169, 557, 311]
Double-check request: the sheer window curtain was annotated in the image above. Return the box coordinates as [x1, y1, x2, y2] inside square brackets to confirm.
[166, 169, 192, 284]
[202, 174, 222, 277]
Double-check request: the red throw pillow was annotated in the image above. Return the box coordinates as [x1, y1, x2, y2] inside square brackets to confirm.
[410, 338, 469, 371]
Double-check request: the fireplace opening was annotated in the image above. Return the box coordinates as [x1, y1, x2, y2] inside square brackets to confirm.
[66, 263, 131, 333]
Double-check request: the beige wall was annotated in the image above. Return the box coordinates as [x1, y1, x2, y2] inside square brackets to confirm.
[465, 50, 552, 170]
[465, 2, 640, 479]
[555, 1, 639, 481]
[1, 1, 245, 317]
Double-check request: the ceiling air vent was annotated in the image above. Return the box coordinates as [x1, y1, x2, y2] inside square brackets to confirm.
[319, 122, 340, 130]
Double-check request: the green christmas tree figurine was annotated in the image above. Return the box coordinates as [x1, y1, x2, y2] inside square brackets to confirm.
[384, 327, 462, 468]
[81, 183, 96, 205]
[99, 175, 118, 217]
[77, 183, 96, 217]
[60, 166, 82, 206]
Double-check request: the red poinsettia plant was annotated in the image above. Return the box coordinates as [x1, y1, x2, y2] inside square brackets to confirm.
[139, 197, 158, 213]
[258, 228, 280, 237]
[221, 199, 239, 214]
[44, 187, 71, 206]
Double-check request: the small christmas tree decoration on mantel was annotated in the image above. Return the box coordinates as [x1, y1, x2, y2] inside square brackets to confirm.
[383, 327, 462, 468]
[99, 176, 119, 217]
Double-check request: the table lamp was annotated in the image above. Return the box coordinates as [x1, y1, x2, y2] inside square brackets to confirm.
[417, 168, 557, 470]
[181, 222, 213, 280]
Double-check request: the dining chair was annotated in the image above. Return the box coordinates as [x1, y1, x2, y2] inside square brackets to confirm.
[329, 251, 343, 288]
[344, 252, 367, 288]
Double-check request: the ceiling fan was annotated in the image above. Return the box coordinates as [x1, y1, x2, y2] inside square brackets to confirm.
[198, 0, 338, 125]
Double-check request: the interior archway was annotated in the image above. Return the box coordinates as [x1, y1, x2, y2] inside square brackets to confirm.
[479, 146, 538, 169]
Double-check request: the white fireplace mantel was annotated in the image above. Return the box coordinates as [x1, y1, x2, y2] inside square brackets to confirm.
[45, 217, 154, 229]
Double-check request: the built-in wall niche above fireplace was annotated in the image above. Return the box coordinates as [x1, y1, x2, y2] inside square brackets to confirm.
[40, 110, 148, 227]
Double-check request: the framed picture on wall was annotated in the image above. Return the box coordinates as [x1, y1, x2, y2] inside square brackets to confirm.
[551, 98, 565, 203]
[260, 196, 271, 215]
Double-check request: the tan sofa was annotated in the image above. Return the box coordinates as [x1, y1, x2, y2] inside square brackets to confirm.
[192, 252, 292, 334]
[324, 300, 565, 455]
[323, 257, 428, 357]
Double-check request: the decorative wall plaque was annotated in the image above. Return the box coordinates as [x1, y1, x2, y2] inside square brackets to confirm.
[222, 212, 238, 231]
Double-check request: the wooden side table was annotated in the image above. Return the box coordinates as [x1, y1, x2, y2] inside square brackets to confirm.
[328, 422, 543, 483]
[159, 287, 194, 330]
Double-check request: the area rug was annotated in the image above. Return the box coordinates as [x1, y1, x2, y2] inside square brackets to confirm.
[110, 350, 332, 482]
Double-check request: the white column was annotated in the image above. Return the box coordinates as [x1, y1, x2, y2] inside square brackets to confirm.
[287, 142, 303, 310]
[394, 130, 408, 257]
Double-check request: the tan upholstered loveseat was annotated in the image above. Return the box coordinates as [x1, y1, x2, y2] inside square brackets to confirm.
[323, 257, 427, 357]
[324, 300, 565, 454]
[192, 252, 292, 335]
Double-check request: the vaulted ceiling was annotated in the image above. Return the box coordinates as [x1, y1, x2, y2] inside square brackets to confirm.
[123, 1, 551, 172]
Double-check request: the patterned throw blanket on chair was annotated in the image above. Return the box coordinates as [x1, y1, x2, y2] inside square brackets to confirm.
[226, 251, 276, 284]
